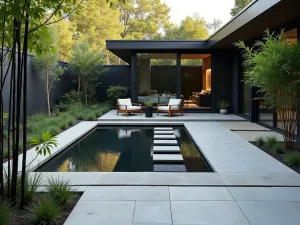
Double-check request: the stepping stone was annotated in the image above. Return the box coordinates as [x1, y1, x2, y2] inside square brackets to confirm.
[153, 146, 180, 153]
[154, 140, 178, 145]
[154, 131, 174, 135]
[153, 154, 183, 162]
[154, 135, 176, 140]
[154, 127, 173, 131]
[153, 164, 186, 172]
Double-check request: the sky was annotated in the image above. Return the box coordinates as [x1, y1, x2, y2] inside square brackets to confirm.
[161, 0, 235, 25]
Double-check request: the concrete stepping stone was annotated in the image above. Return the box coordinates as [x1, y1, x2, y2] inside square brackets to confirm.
[154, 135, 176, 140]
[154, 140, 178, 145]
[154, 127, 173, 131]
[153, 146, 180, 153]
[153, 154, 183, 162]
[154, 131, 174, 135]
[153, 164, 186, 172]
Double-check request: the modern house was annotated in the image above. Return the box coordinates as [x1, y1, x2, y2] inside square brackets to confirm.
[106, 0, 300, 131]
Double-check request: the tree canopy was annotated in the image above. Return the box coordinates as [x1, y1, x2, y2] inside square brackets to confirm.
[230, 0, 252, 16]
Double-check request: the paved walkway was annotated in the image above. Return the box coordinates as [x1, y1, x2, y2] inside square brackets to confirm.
[4, 114, 300, 225]
[99, 110, 246, 121]
[64, 186, 300, 225]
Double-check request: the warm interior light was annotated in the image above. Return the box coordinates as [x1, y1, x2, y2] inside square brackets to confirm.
[206, 69, 211, 91]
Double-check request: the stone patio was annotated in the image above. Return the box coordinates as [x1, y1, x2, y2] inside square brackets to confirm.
[5, 113, 300, 225]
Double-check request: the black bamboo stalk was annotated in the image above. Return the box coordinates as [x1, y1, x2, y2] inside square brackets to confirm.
[21, 7, 30, 207]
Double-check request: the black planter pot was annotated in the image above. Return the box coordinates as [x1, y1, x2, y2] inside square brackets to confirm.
[145, 107, 153, 118]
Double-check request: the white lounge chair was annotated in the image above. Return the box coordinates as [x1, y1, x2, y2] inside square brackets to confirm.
[157, 99, 183, 117]
[116, 98, 142, 117]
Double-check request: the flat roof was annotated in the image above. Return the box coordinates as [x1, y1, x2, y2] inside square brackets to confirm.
[107, 0, 300, 63]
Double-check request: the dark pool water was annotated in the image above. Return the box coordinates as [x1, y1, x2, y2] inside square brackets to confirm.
[36, 127, 212, 172]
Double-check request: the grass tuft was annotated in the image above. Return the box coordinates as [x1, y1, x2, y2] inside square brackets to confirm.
[0, 201, 13, 225]
[284, 152, 300, 166]
[27, 195, 61, 225]
[255, 136, 264, 147]
[272, 144, 284, 154]
[265, 135, 278, 149]
[46, 177, 75, 207]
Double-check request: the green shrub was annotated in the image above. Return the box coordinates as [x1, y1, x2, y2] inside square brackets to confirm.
[284, 152, 300, 166]
[273, 144, 284, 154]
[217, 100, 231, 109]
[255, 136, 264, 147]
[4, 147, 10, 158]
[265, 136, 278, 148]
[27, 195, 61, 225]
[87, 114, 96, 121]
[95, 111, 101, 118]
[60, 123, 68, 130]
[107, 85, 129, 105]
[145, 101, 153, 107]
[47, 126, 60, 136]
[0, 201, 13, 225]
[67, 118, 76, 127]
[46, 177, 75, 207]
[17, 173, 42, 204]
[77, 113, 84, 120]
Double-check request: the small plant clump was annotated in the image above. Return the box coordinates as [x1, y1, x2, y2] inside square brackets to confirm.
[27, 195, 61, 225]
[0, 201, 13, 225]
[46, 177, 75, 207]
[17, 173, 43, 204]
[265, 135, 278, 149]
[272, 144, 284, 154]
[145, 101, 153, 107]
[284, 152, 300, 166]
[255, 136, 264, 147]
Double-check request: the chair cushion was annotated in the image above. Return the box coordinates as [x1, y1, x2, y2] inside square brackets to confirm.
[127, 106, 141, 111]
[168, 99, 181, 106]
[158, 106, 169, 111]
[118, 98, 132, 108]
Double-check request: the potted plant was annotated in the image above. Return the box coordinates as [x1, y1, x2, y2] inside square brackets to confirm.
[144, 101, 153, 118]
[217, 101, 230, 114]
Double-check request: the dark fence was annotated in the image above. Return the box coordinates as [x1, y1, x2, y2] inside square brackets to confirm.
[2, 52, 131, 116]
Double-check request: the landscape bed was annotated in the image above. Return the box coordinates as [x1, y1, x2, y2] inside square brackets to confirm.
[35, 126, 213, 172]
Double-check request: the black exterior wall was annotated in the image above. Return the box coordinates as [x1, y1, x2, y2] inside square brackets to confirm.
[1, 53, 131, 116]
[211, 50, 233, 113]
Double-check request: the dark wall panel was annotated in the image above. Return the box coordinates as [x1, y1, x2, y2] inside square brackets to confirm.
[211, 51, 233, 112]
[151, 66, 177, 94]
[95, 65, 131, 102]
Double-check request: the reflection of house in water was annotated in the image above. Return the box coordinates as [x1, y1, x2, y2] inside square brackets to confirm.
[58, 152, 121, 172]
[117, 129, 141, 139]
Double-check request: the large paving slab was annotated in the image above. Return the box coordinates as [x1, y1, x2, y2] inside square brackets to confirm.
[237, 201, 300, 225]
[154, 134, 176, 139]
[219, 173, 300, 186]
[81, 186, 169, 201]
[64, 200, 135, 225]
[220, 121, 270, 131]
[154, 140, 178, 145]
[153, 154, 183, 162]
[228, 187, 300, 201]
[169, 187, 233, 200]
[133, 201, 172, 224]
[171, 201, 250, 225]
[142, 172, 224, 185]
[153, 145, 181, 153]
[91, 172, 143, 185]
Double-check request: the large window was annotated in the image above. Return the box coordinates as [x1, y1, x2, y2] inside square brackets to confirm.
[136, 53, 177, 104]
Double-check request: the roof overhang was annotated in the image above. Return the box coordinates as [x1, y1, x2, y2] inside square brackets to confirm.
[106, 40, 214, 63]
[209, 0, 300, 48]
